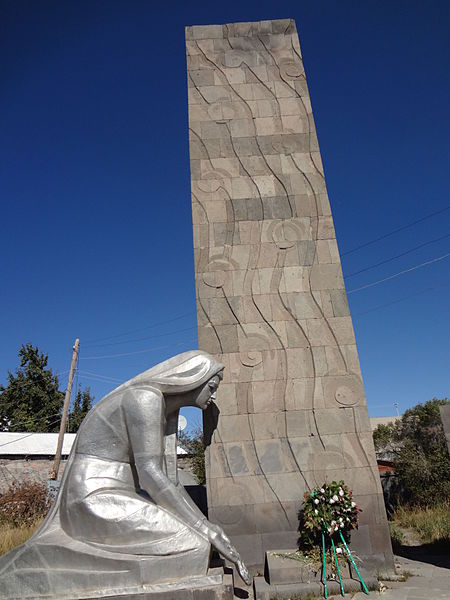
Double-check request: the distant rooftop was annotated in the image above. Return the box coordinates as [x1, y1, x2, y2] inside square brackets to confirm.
[369, 416, 401, 430]
[0, 432, 76, 456]
[0, 433, 187, 456]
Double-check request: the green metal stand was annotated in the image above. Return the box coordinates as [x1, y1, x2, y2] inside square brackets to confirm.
[330, 535, 345, 596]
[322, 532, 327, 599]
[339, 531, 369, 595]
[321, 524, 370, 597]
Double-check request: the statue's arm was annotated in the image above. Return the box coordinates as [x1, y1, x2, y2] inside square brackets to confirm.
[123, 389, 211, 532]
[123, 388, 250, 584]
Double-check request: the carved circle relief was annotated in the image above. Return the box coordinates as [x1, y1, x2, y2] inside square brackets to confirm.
[202, 271, 226, 288]
[239, 351, 263, 368]
[207, 102, 236, 121]
[280, 60, 304, 79]
[270, 220, 308, 249]
[197, 179, 221, 194]
[323, 375, 364, 408]
[335, 385, 359, 407]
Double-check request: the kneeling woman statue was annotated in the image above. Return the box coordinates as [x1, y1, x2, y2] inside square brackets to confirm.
[0, 351, 250, 599]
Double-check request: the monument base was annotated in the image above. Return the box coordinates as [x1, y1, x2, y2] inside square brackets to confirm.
[0, 568, 232, 600]
[253, 549, 379, 600]
[84, 569, 234, 600]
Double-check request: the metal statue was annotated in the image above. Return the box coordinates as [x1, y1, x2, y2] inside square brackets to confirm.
[0, 351, 250, 599]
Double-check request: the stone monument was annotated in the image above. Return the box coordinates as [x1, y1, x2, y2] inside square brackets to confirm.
[0, 351, 249, 599]
[186, 18, 394, 573]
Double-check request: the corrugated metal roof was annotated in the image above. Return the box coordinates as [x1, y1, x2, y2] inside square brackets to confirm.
[0, 433, 76, 455]
[0, 432, 187, 456]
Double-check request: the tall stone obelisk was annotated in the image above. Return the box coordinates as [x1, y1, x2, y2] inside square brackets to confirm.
[186, 19, 393, 572]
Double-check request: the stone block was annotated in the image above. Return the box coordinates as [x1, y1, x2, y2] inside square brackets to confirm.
[187, 25, 224, 40]
[330, 289, 350, 317]
[265, 550, 321, 585]
[190, 69, 216, 87]
[217, 414, 252, 443]
[234, 533, 264, 569]
[208, 505, 256, 536]
[310, 263, 344, 290]
[253, 502, 297, 533]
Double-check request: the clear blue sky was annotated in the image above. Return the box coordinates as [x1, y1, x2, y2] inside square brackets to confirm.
[1, 0, 449, 429]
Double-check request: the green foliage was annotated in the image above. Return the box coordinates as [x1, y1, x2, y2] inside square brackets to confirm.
[0, 344, 64, 432]
[178, 427, 205, 485]
[299, 481, 359, 550]
[67, 386, 94, 433]
[0, 344, 93, 433]
[373, 422, 395, 451]
[373, 398, 450, 506]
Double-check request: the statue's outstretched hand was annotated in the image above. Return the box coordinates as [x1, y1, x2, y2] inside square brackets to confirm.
[206, 522, 251, 585]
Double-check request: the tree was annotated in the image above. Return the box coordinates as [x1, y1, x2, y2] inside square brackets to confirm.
[67, 387, 94, 433]
[178, 427, 206, 485]
[0, 344, 64, 432]
[373, 398, 450, 506]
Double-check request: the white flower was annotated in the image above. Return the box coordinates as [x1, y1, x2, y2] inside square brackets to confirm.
[314, 498, 319, 505]
[336, 547, 343, 554]
[328, 527, 332, 534]
[331, 520, 336, 526]
[333, 495, 339, 502]
[320, 488, 325, 493]
[340, 523, 344, 528]
[339, 489, 344, 496]
[339, 517, 343, 523]
[351, 501, 356, 508]
[346, 517, 350, 522]
[335, 526, 339, 531]
[330, 499, 335, 504]
[314, 509, 319, 515]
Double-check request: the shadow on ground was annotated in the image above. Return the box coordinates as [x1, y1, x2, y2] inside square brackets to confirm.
[395, 540, 450, 569]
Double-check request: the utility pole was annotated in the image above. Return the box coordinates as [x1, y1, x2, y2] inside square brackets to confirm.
[50, 339, 79, 480]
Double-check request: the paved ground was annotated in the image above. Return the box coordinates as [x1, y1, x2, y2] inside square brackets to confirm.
[233, 553, 450, 599]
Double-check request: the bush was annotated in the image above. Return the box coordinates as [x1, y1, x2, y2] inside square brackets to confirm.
[373, 398, 450, 507]
[0, 481, 50, 527]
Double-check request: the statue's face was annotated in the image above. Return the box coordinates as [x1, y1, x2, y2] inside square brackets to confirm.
[195, 372, 223, 410]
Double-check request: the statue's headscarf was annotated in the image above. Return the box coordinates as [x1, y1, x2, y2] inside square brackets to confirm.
[109, 350, 224, 396]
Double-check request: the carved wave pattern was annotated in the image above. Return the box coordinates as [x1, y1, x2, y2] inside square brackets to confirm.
[187, 21, 379, 530]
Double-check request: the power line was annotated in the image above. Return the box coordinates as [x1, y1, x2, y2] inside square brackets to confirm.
[341, 205, 450, 256]
[83, 311, 196, 345]
[0, 417, 63, 448]
[77, 370, 123, 384]
[0, 413, 62, 431]
[344, 233, 450, 279]
[83, 325, 197, 349]
[0, 370, 70, 392]
[80, 338, 198, 361]
[347, 252, 450, 294]
[352, 280, 450, 316]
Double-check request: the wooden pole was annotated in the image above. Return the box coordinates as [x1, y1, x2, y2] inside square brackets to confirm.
[50, 339, 79, 480]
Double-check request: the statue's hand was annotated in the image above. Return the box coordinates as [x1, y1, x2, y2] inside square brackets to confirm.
[206, 523, 251, 585]
[236, 558, 251, 586]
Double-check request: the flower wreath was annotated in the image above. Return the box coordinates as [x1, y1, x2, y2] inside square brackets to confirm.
[300, 480, 359, 549]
